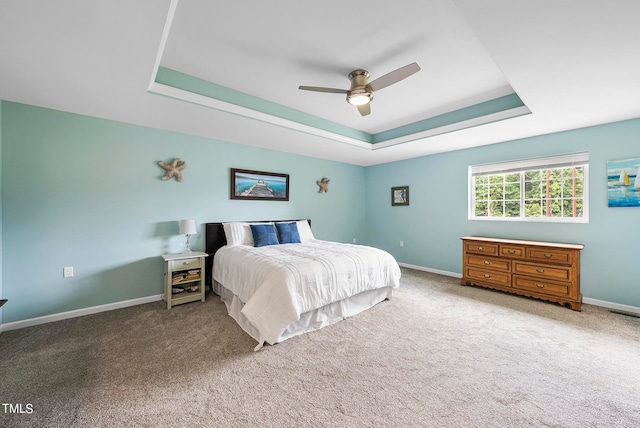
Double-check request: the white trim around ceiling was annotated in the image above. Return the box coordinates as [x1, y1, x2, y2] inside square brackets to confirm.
[372, 105, 531, 149]
[148, 82, 374, 150]
[149, 81, 530, 151]
[149, 0, 180, 88]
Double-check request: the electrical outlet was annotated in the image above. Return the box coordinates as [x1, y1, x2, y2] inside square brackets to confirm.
[63, 267, 74, 278]
[353, 238, 357, 243]
[400, 241, 404, 247]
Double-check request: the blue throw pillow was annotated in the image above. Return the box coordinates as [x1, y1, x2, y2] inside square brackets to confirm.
[275, 222, 301, 244]
[250, 224, 279, 247]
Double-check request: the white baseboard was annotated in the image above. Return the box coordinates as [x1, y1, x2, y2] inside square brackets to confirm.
[1, 294, 163, 332]
[2, 269, 638, 332]
[398, 262, 462, 278]
[399, 263, 640, 315]
[582, 297, 640, 315]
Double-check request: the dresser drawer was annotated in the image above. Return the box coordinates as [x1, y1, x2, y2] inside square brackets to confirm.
[512, 276, 569, 297]
[513, 262, 572, 282]
[465, 267, 511, 286]
[526, 248, 573, 264]
[500, 244, 525, 259]
[466, 255, 511, 272]
[464, 241, 499, 256]
[169, 257, 202, 271]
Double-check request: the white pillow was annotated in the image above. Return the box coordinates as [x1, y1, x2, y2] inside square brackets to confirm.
[296, 220, 315, 242]
[222, 222, 253, 246]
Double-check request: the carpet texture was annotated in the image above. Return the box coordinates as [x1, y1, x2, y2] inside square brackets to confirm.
[1, 268, 639, 427]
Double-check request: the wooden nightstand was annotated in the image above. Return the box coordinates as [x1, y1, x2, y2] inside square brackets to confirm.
[162, 251, 208, 309]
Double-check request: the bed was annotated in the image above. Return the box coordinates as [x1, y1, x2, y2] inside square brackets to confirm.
[205, 220, 401, 350]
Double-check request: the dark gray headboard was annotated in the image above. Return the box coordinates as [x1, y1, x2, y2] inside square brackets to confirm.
[204, 219, 311, 286]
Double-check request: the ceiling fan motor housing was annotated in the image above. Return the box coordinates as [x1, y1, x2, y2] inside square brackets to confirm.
[347, 69, 373, 105]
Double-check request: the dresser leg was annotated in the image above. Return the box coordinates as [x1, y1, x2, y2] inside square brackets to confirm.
[563, 301, 581, 311]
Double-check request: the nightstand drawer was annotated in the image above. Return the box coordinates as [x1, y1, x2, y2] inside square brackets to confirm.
[169, 257, 202, 271]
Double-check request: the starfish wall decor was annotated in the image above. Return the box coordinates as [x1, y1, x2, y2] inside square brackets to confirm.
[316, 177, 330, 193]
[158, 158, 187, 182]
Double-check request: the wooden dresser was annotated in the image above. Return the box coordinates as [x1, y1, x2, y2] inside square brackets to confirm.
[461, 236, 584, 311]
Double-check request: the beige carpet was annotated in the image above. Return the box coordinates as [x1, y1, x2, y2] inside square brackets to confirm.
[1, 268, 639, 427]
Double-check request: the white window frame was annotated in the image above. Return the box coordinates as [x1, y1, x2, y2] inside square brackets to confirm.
[468, 152, 589, 223]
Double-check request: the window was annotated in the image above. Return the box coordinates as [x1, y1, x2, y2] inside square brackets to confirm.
[469, 152, 589, 222]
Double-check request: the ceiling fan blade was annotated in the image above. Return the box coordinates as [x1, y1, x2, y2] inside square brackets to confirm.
[357, 103, 371, 116]
[368, 62, 421, 92]
[298, 86, 348, 94]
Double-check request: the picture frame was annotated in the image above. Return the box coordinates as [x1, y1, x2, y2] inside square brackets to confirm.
[607, 157, 640, 207]
[391, 186, 409, 206]
[230, 168, 290, 201]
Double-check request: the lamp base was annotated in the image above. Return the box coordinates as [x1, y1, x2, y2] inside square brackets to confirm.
[184, 235, 193, 253]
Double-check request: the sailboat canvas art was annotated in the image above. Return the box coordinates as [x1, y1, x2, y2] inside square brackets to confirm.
[607, 157, 640, 207]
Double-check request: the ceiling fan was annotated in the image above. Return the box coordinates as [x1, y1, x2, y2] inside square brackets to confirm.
[298, 62, 421, 116]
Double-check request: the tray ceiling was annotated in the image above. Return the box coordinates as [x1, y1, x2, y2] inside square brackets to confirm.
[1, 0, 639, 166]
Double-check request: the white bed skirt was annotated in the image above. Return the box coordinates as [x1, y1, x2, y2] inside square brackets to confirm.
[213, 280, 393, 350]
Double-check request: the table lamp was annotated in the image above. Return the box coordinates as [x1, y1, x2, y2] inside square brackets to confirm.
[179, 219, 197, 253]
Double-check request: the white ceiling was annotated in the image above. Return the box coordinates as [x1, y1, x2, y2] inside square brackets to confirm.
[1, 0, 639, 166]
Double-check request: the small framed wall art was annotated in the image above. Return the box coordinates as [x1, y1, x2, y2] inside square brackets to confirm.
[230, 168, 290, 201]
[391, 186, 409, 206]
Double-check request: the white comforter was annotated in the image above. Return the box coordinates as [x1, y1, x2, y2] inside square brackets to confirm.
[213, 240, 401, 345]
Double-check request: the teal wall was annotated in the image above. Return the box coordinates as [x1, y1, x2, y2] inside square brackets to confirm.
[1, 102, 365, 323]
[365, 119, 640, 307]
[2, 100, 639, 325]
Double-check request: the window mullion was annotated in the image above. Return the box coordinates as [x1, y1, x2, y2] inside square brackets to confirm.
[520, 171, 525, 218]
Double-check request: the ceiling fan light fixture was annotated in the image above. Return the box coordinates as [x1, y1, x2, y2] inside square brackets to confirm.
[299, 62, 419, 116]
[347, 92, 372, 106]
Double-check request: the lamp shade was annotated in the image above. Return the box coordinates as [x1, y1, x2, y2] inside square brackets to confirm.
[179, 219, 197, 235]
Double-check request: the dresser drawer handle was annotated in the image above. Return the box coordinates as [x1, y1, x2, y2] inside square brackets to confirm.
[536, 268, 545, 273]
[535, 283, 545, 288]
[543, 253, 552, 258]
[507, 249, 516, 254]
[477, 246, 484, 251]
[483, 261, 491, 265]
[483, 274, 491, 278]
